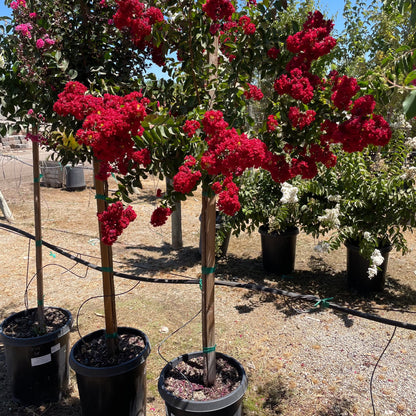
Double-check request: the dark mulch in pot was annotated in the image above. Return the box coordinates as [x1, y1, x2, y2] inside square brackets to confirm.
[2, 307, 69, 338]
[74, 333, 145, 367]
[164, 356, 241, 401]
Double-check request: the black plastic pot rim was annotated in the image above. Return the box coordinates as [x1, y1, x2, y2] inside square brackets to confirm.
[158, 351, 248, 412]
[344, 240, 393, 253]
[0, 307, 73, 347]
[259, 225, 299, 237]
[69, 327, 151, 378]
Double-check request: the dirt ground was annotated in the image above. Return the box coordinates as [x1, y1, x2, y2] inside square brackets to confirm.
[0, 152, 416, 416]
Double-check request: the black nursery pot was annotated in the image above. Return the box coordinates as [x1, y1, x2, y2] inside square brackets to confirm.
[345, 240, 392, 294]
[69, 327, 151, 416]
[259, 225, 299, 275]
[0, 307, 73, 406]
[158, 351, 248, 416]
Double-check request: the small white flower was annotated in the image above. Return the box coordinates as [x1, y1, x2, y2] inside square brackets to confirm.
[363, 232, 371, 241]
[367, 265, 378, 279]
[405, 137, 416, 150]
[371, 249, 384, 267]
[280, 182, 298, 204]
[318, 204, 340, 227]
[367, 249, 384, 279]
[314, 241, 330, 253]
[328, 194, 341, 202]
[0, 52, 4, 69]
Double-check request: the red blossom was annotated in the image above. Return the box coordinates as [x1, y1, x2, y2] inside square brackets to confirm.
[331, 75, 360, 111]
[97, 201, 137, 245]
[288, 107, 316, 130]
[202, 0, 235, 21]
[244, 83, 263, 101]
[267, 47, 280, 59]
[150, 207, 172, 227]
[183, 120, 201, 137]
[267, 115, 279, 132]
[217, 178, 240, 216]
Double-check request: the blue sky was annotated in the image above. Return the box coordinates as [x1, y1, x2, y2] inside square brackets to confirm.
[0, 0, 350, 30]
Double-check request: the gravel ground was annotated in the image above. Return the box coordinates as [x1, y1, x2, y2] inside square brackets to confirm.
[0, 149, 415, 416]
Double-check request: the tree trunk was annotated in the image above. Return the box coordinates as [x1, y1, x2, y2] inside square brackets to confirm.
[0, 190, 13, 222]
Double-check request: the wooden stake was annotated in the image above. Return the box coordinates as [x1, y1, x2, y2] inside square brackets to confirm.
[32, 133, 45, 328]
[200, 34, 220, 387]
[166, 177, 183, 249]
[93, 159, 118, 355]
[201, 192, 217, 386]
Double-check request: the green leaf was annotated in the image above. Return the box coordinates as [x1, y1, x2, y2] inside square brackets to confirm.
[403, 89, 416, 118]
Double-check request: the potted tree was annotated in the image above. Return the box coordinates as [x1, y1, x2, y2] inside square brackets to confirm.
[299, 122, 416, 293]
[0, 0, 157, 412]
[0, 2, 76, 405]
[229, 170, 303, 275]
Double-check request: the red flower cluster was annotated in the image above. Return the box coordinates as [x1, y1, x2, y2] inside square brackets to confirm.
[330, 74, 360, 110]
[320, 95, 392, 153]
[97, 201, 137, 245]
[274, 68, 314, 104]
[200, 110, 266, 178]
[286, 11, 336, 62]
[202, 0, 235, 21]
[113, 0, 164, 65]
[244, 83, 263, 101]
[173, 156, 202, 194]
[216, 177, 240, 216]
[132, 148, 151, 167]
[267, 47, 280, 59]
[288, 107, 316, 130]
[54, 81, 150, 179]
[150, 206, 172, 227]
[267, 115, 278, 132]
[238, 15, 256, 35]
[183, 120, 201, 137]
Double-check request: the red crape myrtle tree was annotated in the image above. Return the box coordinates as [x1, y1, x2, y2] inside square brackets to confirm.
[54, 0, 392, 389]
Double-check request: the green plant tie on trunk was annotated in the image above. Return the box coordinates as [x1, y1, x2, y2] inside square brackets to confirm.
[105, 332, 118, 339]
[101, 267, 113, 273]
[203, 344, 216, 353]
[34, 174, 43, 183]
[37, 297, 44, 307]
[95, 194, 107, 201]
[35, 239, 42, 247]
[202, 266, 216, 274]
[314, 297, 333, 308]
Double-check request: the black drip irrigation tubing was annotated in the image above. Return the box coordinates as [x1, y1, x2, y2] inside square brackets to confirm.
[2, 222, 416, 332]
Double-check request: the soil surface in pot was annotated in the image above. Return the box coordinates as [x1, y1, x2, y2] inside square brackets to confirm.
[164, 356, 241, 401]
[2, 307, 68, 338]
[74, 333, 145, 367]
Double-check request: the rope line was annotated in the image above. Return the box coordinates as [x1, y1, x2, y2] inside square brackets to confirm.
[1, 222, 416, 331]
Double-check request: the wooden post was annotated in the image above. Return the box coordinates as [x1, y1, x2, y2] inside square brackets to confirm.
[201, 191, 217, 386]
[200, 34, 219, 387]
[93, 159, 118, 355]
[166, 177, 183, 249]
[32, 135, 44, 327]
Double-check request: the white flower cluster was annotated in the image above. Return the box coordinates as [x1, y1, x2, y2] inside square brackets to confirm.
[391, 114, 412, 131]
[318, 204, 340, 227]
[314, 241, 330, 253]
[405, 137, 416, 150]
[367, 249, 384, 279]
[280, 182, 299, 204]
[328, 194, 341, 202]
[0, 52, 4, 69]
[401, 166, 416, 180]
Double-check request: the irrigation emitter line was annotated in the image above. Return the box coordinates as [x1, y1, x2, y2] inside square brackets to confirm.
[1, 222, 416, 332]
